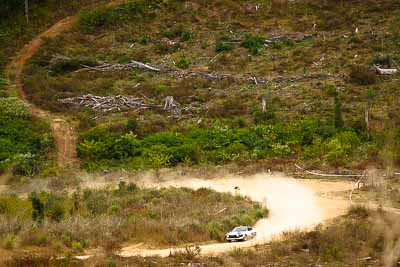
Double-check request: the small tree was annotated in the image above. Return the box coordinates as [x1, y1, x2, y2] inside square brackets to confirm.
[71, 191, 80, 215]
[146, 146, 171, 178]
[30, 193, 44, 223]
[46, 195, 65, 222]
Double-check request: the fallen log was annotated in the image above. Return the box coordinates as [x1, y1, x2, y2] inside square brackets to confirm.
[295, 164, 364, 178]
[77, 60, 337, 85]
[374, 65, 398, 75]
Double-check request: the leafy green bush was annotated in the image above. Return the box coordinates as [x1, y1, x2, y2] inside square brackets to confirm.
[0, 76, 7, 97]
[323, 131, 361, 166]
[0, 97, 30, 118]
[176, 57, 190, 69]
[215, 41, 234, 52]
[12, 153, 39, 177]
[78, 120, 337, 170]
[241, 35, 265, 55]
[0, 102, 54, 176]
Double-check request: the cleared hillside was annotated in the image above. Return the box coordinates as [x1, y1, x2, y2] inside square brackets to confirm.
[20, 0, 400, 173]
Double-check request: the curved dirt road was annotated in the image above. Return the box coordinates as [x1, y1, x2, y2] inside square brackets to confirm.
[118, 173, 353, 257]
[5, 16, 79, 169]
[4, 0, 125, 169]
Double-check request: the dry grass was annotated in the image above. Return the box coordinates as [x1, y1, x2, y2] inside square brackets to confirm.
[0, 185, 267, 255]
[3, 206, 400, 267]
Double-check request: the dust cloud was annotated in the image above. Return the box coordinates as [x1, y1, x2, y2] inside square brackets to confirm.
[119, 172, 353, 257]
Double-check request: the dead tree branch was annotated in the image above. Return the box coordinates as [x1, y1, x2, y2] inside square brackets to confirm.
[295, 164, 364, 178]
[77, 60, 337, 84]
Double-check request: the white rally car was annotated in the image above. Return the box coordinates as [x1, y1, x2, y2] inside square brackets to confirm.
[225, 226, 256, 242]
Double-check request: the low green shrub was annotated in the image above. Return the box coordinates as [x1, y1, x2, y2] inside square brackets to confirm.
[3, 234, 18, 249]
[78, 116, 372, 171]
[181, 31, 194, 42]
[176, 57, 190, 69]
[215, 41, 234, 52]
[0, 97, 30, 118]
[0, 103, 54, 176]
[241, 35, 265, 55]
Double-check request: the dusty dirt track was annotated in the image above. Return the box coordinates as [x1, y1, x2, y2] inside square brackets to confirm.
[116, 172, 353, 258]
[4, 0, 126, 170]
[5, 15, 79, 169]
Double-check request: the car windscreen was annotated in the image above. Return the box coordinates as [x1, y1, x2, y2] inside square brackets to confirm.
[233, 227, 247, 232]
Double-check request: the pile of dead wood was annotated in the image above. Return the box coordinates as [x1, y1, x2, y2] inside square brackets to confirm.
[59, 94, 151, 112]
[59, 94, 188, 117]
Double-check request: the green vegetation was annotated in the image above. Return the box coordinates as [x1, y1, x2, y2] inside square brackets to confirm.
[0, 96, 54, 176]
[215, 41, 234, 52]
[77, 118, 375, 171]
[2, 1, 400, 266]
[0, 185, 267, 252]
[241, 35, 265, 55]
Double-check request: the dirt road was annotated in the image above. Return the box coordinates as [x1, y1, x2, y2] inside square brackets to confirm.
[4, 0, 125, 169]
[5, 16, 79, 169]
[118, 172, 353, 257]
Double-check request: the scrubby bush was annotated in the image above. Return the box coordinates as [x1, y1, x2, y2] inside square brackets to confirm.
[0, 104, 54, 176]
[78, 119, 361, 170]
[0, 97, 29, 118]
[241, 35, 265, 55]
[3, 234, 18, 249]
[49, 57, 97, 75]
[215, 41, 234, 52]
[349, 65, 377, 85]
[126, 118, 138, 131]
[176, 57, 190, 69]
[323, 131, 361, 165]
[181, 31, 194, 42]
